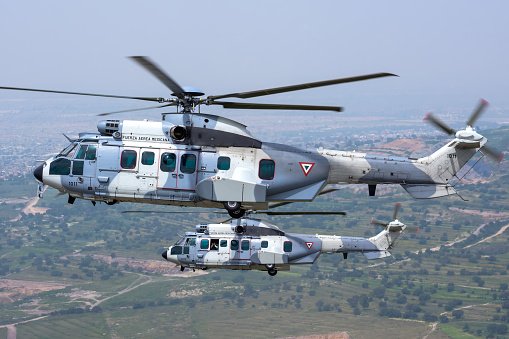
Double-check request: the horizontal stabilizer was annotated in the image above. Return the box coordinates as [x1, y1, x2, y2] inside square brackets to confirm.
[400, 184, 457, 199]
[363, 251, 391, 260]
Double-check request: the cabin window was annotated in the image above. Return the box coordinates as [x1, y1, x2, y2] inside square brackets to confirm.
[72, 161, 84, 175]
[183, 246, 189, 255]
[141, 151, 155, 165]
[220, 240, 228, 248]
[170, 246, 182, 255]
[121, 150, 137, 169]
[49, 158, 71, 175]
[241, 240, 250, 251]
[210, 239, 219, 251]
[283, 241, 292, 252]
[180, 154, 196, 174]
[217, 156, 231, 170]
[200, 239, 209, 250]
[259, 159, 275, 180]
[261, 240, 268, 248]
[160, 153, 176, 172]
[231, 240, 239, 251]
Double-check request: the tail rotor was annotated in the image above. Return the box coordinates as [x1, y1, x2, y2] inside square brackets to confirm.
[370, 203, 417, 233]
[424, 99, 503, 163]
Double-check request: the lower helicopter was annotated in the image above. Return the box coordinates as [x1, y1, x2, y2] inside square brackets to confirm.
[162, 204, 414, 276]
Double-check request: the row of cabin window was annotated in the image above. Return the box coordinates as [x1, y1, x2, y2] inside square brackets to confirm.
[170, 239, 292, 255]
[121, 150, 276, 180]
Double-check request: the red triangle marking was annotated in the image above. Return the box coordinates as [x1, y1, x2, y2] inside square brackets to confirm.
[306, 242, 314, 250]
[299, 162, 315, 177]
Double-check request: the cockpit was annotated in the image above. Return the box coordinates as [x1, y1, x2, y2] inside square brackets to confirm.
[48, 140, 98, 176]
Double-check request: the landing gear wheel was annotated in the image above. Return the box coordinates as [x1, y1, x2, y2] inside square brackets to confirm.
[268, 269, 277, 276]
[224, 201, 245, 219]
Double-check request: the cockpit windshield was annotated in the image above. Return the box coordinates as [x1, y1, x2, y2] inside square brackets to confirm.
[58, 143, 78, 158]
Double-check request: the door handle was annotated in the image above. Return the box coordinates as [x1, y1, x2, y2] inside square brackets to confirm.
[172, 174, 177, 178]
[178, 174, 184, 178]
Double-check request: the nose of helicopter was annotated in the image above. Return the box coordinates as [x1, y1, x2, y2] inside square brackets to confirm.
[161, 250, 168, 260]
[33, 164, 44, 182]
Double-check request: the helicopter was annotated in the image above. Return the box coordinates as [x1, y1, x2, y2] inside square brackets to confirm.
[1, 57, 502, 218]
[162, 204, 415, 276]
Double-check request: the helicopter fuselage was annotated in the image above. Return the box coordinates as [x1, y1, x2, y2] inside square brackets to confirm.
[34, 113, 486, 214]
[162, 217, 406, 275]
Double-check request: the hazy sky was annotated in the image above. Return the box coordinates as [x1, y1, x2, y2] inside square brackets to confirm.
[1, 1, 509, 115]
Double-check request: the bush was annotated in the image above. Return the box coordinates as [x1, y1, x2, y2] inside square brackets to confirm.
[451, 310, 464, 319]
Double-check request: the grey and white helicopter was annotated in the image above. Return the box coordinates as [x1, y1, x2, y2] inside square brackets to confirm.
[162, 204, 414, 276]
[1, 57, 502, 217]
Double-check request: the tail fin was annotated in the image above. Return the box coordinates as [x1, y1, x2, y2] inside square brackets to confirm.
[421, 137, 486, 184]
[364, 222, 409, 260]
[401, 136, 487, 199]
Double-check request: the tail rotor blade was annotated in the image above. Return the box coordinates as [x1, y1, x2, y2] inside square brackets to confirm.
[483, 146, 505, 163]
[393, 203, 401, 220]
[467, 99, 489, 127]
[371, 217, 388, 227]
[406, 225, 418, 233]
[424, 112, 456, 135]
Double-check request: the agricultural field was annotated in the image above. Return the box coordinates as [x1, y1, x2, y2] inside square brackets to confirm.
[0, 124, 508, 338]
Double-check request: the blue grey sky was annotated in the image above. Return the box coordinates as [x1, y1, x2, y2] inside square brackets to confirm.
[1, 1, 508, 114]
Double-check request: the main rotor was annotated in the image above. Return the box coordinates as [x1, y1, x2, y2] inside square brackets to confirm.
[0, 56, 397, 117]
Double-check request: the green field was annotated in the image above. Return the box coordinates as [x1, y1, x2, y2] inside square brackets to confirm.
[0, 126, 508, 338]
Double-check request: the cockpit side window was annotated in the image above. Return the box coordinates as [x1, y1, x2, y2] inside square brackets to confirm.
[76, 144, 97, 160]
[85, 145, 97, 160]
[72, 161, 84, 175]
[76, 145, 88, 159]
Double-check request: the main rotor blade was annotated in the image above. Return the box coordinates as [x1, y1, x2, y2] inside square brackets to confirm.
[121, 210, 211, 214]
[423, 112, 456, 135]
[0, 86, 163, 102]
[209, 73, 397, 100]
[210, 101, 343, 112]
[393, 203, 402, 220]
[97, 103, 177, 116]
[467, 99, 489, 127]
[263, 211, 346, 216]
[129, 56, 185, 99]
